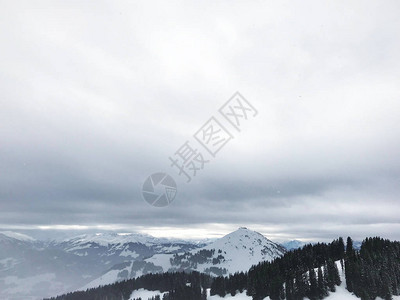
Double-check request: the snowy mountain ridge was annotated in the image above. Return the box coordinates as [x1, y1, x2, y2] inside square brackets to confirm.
[82, 227, 286, 290]
[0, 231, 36, 242]
[0, 230, 207, 300]
[60, 232, 195, 247]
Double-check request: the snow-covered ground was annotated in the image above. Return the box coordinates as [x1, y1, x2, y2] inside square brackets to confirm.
[128, 288, 256, 300]
[208, 291, 256, 300]
[129, 288, 166, 299]
[145, 253, 173, 271]
[81, 260, 133, 290]
[129, 285, 400, 300]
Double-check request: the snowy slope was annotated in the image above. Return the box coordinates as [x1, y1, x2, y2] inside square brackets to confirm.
[81, 263, 132, 290]
[202, 227, 286, 273]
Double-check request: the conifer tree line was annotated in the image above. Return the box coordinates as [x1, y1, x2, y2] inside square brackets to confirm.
[45, 236, 400, 300]
[345, 237, 400, 300]
[44, 272, 212, 300]
[211, 238, 345, 300]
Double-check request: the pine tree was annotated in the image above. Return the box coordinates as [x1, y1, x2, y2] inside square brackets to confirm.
[201, 287, 207, 300]
[210, 276, 225, 297]
[294, 272, 308, 300]
[285, 278, 295, 300]
[345, 236, 355, 293]
[270, 275, 284, 300]
[308, 268, 318, 300]
[338, 237, 345, 257]
[326, 259, 340, 292]
[317, 266, 327, 299]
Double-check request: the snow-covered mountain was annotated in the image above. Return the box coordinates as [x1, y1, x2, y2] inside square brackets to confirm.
[352, 241, 362, 250]
[82, 227, 286, 290]
[146, 227, 286, 275]
[202, 227, 286, 270]
[281, 240, 306, 251]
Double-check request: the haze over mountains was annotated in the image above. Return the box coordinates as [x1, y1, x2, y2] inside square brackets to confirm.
[0, 228, 293, 300]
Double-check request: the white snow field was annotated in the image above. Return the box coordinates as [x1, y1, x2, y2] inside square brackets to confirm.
[129, 288, 166, 299]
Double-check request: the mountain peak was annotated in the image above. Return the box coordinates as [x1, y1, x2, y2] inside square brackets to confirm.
[222, 227, 273, 241]
[200, 227, 286, 273]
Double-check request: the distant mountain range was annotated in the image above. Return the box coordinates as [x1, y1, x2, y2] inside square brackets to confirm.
[0, 228, 288, 300]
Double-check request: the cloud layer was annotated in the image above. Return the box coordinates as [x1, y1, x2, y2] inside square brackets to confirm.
[1, 0, 399, 241]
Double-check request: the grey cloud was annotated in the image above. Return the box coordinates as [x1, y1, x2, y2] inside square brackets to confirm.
[0, 0, 399, 241]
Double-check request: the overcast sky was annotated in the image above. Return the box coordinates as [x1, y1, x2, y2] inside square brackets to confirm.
[1, 0, 399, 242]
